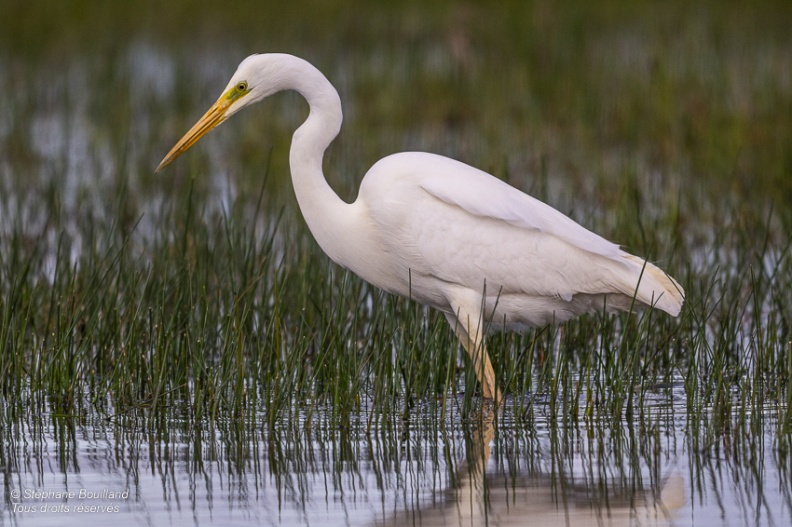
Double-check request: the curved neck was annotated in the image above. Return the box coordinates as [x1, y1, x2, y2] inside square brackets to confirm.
[281, 57, 354, 265]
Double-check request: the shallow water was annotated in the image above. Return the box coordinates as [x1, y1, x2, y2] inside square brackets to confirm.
[3, 384, 789, 527]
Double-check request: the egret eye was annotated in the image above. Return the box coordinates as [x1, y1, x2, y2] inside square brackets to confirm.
[236, 81, 248, 92]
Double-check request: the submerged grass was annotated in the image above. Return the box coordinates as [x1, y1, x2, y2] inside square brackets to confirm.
[0, 0, 790, 467]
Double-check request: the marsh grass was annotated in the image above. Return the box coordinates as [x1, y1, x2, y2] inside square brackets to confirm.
[0, 1, 790, 505]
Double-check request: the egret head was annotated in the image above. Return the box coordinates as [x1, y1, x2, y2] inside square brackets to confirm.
[156, 54, 280, 172]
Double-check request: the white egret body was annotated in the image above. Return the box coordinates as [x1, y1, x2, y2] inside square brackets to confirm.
[157, 54, 684, 400]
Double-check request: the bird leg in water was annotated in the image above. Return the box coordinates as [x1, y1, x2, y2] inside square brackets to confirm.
[445, 313, 502, 401]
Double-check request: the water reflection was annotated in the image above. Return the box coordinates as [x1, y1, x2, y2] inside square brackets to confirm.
[377, 404, 683, 527]
[6, 393, 788, 527]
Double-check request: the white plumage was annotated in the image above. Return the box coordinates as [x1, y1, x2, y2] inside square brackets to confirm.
[158, 53, 685, 400]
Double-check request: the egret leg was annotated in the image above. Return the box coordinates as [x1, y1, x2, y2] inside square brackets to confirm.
[445, 313, 502, 401]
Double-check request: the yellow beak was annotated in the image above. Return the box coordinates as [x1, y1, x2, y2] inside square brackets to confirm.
[156, 98, 230, 173]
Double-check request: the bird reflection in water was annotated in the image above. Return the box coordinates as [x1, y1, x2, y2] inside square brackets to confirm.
[377, 404, 684, 527]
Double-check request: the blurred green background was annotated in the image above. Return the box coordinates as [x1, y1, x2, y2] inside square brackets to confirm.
[3, 0, 790, 224]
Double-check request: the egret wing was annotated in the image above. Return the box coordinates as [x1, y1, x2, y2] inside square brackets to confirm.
[359, 152, 682, 318]
[415, 155, 620, 260]
[360, 153, 624, 299]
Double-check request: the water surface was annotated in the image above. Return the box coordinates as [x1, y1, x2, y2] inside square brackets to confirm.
[3, 382, 789, 527]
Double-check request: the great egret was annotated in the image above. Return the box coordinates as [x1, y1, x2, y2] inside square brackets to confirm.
[157, 53, 684, 401]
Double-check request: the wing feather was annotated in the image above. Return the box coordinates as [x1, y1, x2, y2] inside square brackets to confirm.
[359, 152, 683, 317]
[414, 154, 622, 260]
